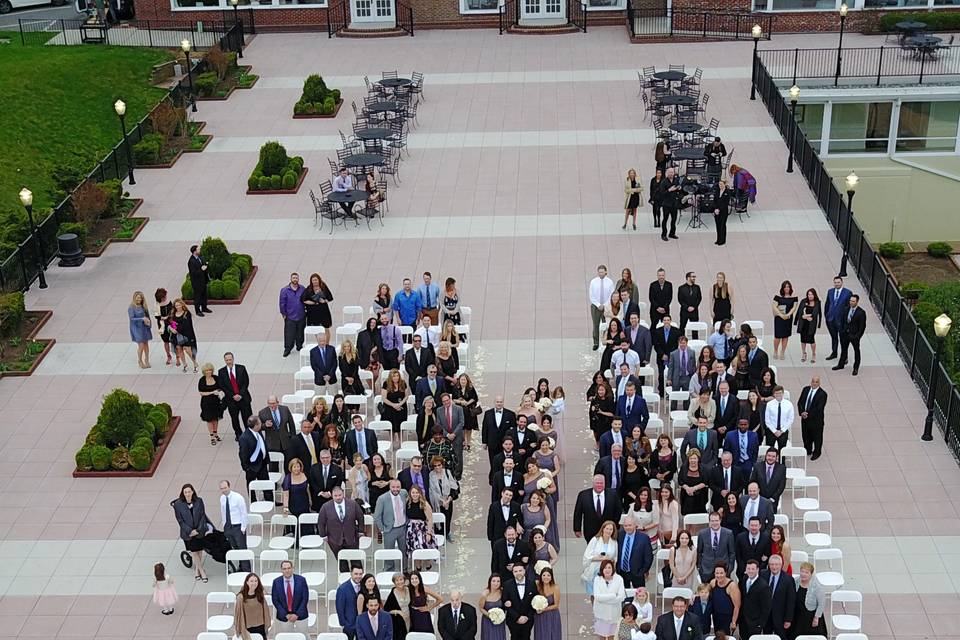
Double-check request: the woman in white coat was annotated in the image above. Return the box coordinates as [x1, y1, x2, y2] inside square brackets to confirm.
[582, 520, 618, 596]
[592, 559, 626, 640]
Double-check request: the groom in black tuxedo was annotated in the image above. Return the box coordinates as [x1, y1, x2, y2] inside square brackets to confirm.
[503, 564, 536, 640]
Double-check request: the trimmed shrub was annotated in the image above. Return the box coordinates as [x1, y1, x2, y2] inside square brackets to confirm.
[222, 266, 240, 282]
[134, 436, 155, 456]
[322, 97, 335, 115]
[85, 424, 104, 446]
[200, 237, 231, 279]
[134, 428, 154, 444]
[294, 101, 306, 115]
[331, 89, 341, 102]
[98, 179, 125, 216]
[110, 446, 130, 470]
[99, 388, 146, 448]
[129, 446, 152, 471]
[181, 276, 193, 300]
[222, 280, 241, 299]
[156, 403, 173, 421]
[58, 222, 88, 249]
[282, 172, 296, 190]
[247, 174, 260, 190]
[90, 445, 112, 471]
[195, 71, 219, 97]
[257, 175, 271, 190]
[880, 11, 960, 32]
[208, 279, 224, 300]
[75, 445, 94, 471]
[259, 141, 289, 177]
[304, 103, 317, 115]
[927, 242, 954, 258]
[878, 242, 905, 259]
[71, 179, 111, 224]
[133, 133, 164, 166]
[270, 174, 282, 190]
[0, 292, 26, 337]
[301, 74, 330, 103]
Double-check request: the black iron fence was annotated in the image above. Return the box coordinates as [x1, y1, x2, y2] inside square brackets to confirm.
[327, 0, 350, 37]
[498, 0, 517, 34]
[759, 45, 960, 86]
[397, 0, 415, 36]
[626, 5, 774, 41]
[569, 0, 587, 32]
[16, 15, 250, 48]
[753, 57, 960, 460]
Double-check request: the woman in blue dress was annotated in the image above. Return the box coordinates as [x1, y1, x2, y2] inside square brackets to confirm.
[531, 437, 561, 550]
[534, 566, 562, 639]
[478, 574, 506, 640]
[523, 458, 558, 550]
[281, 458, 312, 538]
[129, 291, 153, 369]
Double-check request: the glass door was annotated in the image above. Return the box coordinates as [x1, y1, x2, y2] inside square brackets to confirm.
[521, 0, 565, 18]
[351, 0, 394, 22]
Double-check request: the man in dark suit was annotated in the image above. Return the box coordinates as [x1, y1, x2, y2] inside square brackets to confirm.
[709, 452, 745, 511]
[317, 486, 365, 572]
[491, 457, 524, 503]
[309, 333, 338, 387]
[505, 414, 535, 468]
[617, 288, 641, 327]
[271, 560, 309, 634]
[594, 444, 627, 494]
[735, 517, 772, 580]
[824, 276, 853, 361]
[437, 393, 466, 479]
[489, 438, 520, 485]
[308, 449, 345, 511]
[187, 244, 212, 316]
[503, 565, 537, 640]
[655, 595, 704, 640]
[695, 512, 736, 583]
[258, 395, 296, 457]
[238, 416, 271, 502]
[336, 567, 364, 640]
[677, 271, 702, 336]
[615, 383, 649, 433]
[750, 448, 787, 510]
[397, 456, 431, 502]
[626, 312, 652, 368]
[739, 560, 772, 640]
[653, 315, 681, 396]
[403, 333, 435, 389]
[658, 169, 683, 241]
[724, 419, 760, 478]
[487, 489, 523, 546]
[746, 335, 769, 388]
[218, 352, 253, 441]
[356, 597, 392, 640]
[482, 396, 516, 467]
[573, 475, 622, 541]
[713, 380, 738, 442]
[833, 293, 867, 375]
[680, 418, 719, 468]
[414, 364, 445, 411]
[617, 515, 654, 589]
[740, 482, 776, 532]
[798, 376, 828, 460]
[343, 415, 378, 463]
[649, 268, 674, 327]
[712, 180, 733, 245]
[288, 419, 322, 475]
[762, 553, 796, 637]
[490, 525, 530, 578]
[437, 591, 478, 640]
[598, 417, 626, 459]
[614, 363, 641, 403]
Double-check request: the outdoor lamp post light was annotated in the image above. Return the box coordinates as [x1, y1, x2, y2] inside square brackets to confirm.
[786, 85, 800, 174]
[835, 2, 848, 87]
[750, 23, 763, 101]
[838, 171, 858, 277]
[921, 313, 953, 441]
[18, 188, 47, 290]
[229, 0, 243, 58]
[181, 39, 197, 113]
[113, 99, 136, 186]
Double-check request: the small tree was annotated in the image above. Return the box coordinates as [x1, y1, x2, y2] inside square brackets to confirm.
[99, 388, 146, 448]
[206, 44, 230, 81]
[71, 180, 110, 225]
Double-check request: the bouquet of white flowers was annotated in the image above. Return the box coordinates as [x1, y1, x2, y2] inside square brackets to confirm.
[539, 397, 553, 410]
[531, 595, 549, 612]
[536, 476, 552, 490]
[534, 560, 552, 576]
[487, 607, 506, 625]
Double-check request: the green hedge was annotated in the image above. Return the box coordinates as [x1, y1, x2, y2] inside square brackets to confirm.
[878, 242, 905, 259]
[915, 282, 960, 385]
[247, 141, 305, 192]
[0, 292, 26, 337]
[181, 239, 254, 300]
[928, 241, 954, 258]
[74, 389, 175, 473]
[879, 11, 960, 32]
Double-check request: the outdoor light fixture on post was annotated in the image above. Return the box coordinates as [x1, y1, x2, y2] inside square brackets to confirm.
[18, 188, 47, 290]
[787, 85, 800, 174]
[750, 24, 763, 101]
[838, 171, 858, 277]
[835, 2, 848, 87]
[181, 39, 197, 113]
[114, 99, 136, 186]
[921, 313, 953, 441]
[229, 0, 243, 59]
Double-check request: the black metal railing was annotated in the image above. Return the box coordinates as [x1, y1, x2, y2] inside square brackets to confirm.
[17, 17, 238, 48]
[219, 7, 257, 35]
[327, 0, 350, 37]
[498, 0, 518, 34]
[759, 46, 960, 87]
[569, 0, 587, 32]
[753, 56, 960, 461]
[397, 0, 415, 36]
[627, 8, 774, 40]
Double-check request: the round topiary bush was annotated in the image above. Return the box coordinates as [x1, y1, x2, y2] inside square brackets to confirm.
[281, 172, 296, 190]
[85, 424, 104, 446]
[247, 174, 260, 190]
[129, 446, 152, 471]
[331, 89, 341, 102]
[156, 403, 173, 421]
[878, 242, 905, 259]
[927, 241, 954, 258]
[134, 436, 155, 456]
[111, 446, 130, 470]
[222, 266, 240, 283]
[258, 141, 290, 177]
[181, 276, 193, 300]
[134, 428, 154, 443]
[208, 279, 224, 300]
[75, 445, 94, 471]
[222, 280, 241, 299]
[258, 175, 271, 190]
[200, 237, 231, 279]
[270, 174, 282, 190]
[100, 389, 146, 448]
[90, 445, 112, 471]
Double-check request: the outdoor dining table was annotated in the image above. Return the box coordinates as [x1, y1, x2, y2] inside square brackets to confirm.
[367, 100, 401, 113]
[659, 95, 697, 107]
[343, 152, 385, 169]
[653, 70, 687, 83]
[896, 20, 927, 44]
[327, 189, 369, 226]
[377, 78, 413, 89]
[354, 127, 395, 151]
[906, 35, 943, 59]
[672, 147, 704, 161]
[670, 122, 702, 134]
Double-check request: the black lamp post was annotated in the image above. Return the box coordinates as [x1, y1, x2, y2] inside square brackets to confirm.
[838, 171, 858, 278]
[787, 84, 799, 173]
[182, 39, 197, 113]
[921, 313, 953, 441]
[750, 23, 762, 101]
[229, 0, 243, 59]
[834, 2, 848, 87]
[18, 188, 47, 290]
[114, 99, 136, 186]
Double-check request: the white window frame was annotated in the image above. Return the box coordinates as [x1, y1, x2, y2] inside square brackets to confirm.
[459, 0, 502, 15]
[752, 0, 841, 12]
[584, 0, 627, 11]
[171, 0, 328, 11]
[861, 0, 942, 10]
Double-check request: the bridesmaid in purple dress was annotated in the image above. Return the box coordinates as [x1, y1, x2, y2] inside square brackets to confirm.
[532, 437, 561, 549]
[527, 528, 558, 582]
[534, 567, 562, 639]
[478, 574, 506, 640]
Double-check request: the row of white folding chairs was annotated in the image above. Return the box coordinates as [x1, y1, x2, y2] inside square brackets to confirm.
[206, 588, 321, 633]
[350, 304, 473, 326]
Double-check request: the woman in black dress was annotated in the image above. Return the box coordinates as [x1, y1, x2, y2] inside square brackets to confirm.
[356, 574, 382, 614]
[719, 490, 745, 537]
[338, 340, 365, 396]
[655, 140, 672, 173]
[623, 168, 643, 231]
[328, 394, 351, 436]
[435, 341, 459, 389]
[772, 280, 798, 361]
[678, 450, 709, 515]
[171, 483, 211, 581]
[740, 390, 764, 434]
[357, 317, 382, 371]
[169, 299, 198, 374]
[619, 451, 649, 510]
[600, 318, 627, 373]
[321, 424, 346, 469]
[586, 370, 607, 403]
[793, 562, 828, 637]
[380, 369, 409, 447]
[301, 273, 334, 343]
[154, 288, 176, 367]
[729, 344, 751, 392]
[588, 383, 615, 446]
[649, 168, 664, 228]
[711, 272, 733, 324]
[367, 452, 392, 509]
[452, 373, 479, 450]
[198, 363, 224, 446]
[796, 287, 822, 363]
[757, 368, 777, 403]
[373, 283, 392, 316]
[416, 396, 438, 447]
[441, 278, 461, 327]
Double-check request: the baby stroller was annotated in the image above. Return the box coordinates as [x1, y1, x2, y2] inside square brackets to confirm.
[180, 529, 236, 571]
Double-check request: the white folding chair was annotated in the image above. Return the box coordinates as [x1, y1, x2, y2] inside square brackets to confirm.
[345, 395, 368, 420]
[375, 549, 404, 587]
[749, 636, 782, 640]
[335, 325, 358, 343]
[813, 548, 844, 590]
[830, 590, 862, 634]
[299, 548, 328, 590]
[412, 549, 441, 586]
[835, 635, 868, 640]
[269, 514, 298, 550]
[661, 587, 692, 612]
[668, 390, 689, 411]
[294, 371, 315, 393]
[260, 549, 289, 588]
[780, 445, 807, 481]
[225, 550, 254, 589]
[670, 413, 688, 439]
[282, 393, 306, 416]
[359, 370, 375, 398]
[647, 416, 664, 434]
[368, 420, 393, 440]
[343, 305, 364, 326]
[337, 549, 367, 582]
[643, 393, 661, 416]
[460, 306, 472, 325]
[399, 419, 418, 446]
[205, 592, 235, 632]
[774, 513, 789, 531]
[395, 447, 419, 469]
[791, 550, 809, 567]
[745, 320, 765, 343]
[197, 634, 229, 640]
[433, 512, 448, 556]
[317, 634, 349, 640]
[688, 339, 706, 355]
[802, 510, 832, 548]
[327, 589, 342, 630]
[400, 325, 414, 342]
[249, 481, 276, 515]
[269, 451, 286, 486]
[685, 321, 709, 338]
[654, 547, 671, 592]
[360, 514, 374, 550]
[683, 513, 709, 532]
[792, 476, 821, 526]
[299, 512, 325, 549]
[276, 634, 308, 640]
[794, 637, 828, 640]
[407, 634, 437, 640]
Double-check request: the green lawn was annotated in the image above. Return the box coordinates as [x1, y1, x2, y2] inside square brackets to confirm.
[0, 41, 173, 253]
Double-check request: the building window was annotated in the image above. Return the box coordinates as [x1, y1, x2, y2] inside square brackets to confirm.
[863, 0, 927, 7]
[460, 0, 501, 13]
[796, 103, 825, 144]
[752, 0, 838, 10]
[173, 0, 327, 8]
[586, 0, 626, 9]
[897, 101, 960, 152]
[828, 101, 893, 153]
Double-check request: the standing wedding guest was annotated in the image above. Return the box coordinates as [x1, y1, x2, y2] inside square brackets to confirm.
[366, 452, 392, 513]
[336, 568, 363, 639]
[711, 273, 734, 324]
[219, 480, 249, 571]
[762, 553, 796, 637]
[823, 276, 852, 361]
[171, 483, 211, 582]
[709, 564, 740, 634]
[616, 604, 644, 639]
[582, 521, 619, 595]
[798, 376, 828, 459]
[656, 484, 681, 548]
[617, 515, 654, 589]
[738, 560, 771, 640]
[712, 179, 733, 246]
[272, 561, 309, 634]
[234, 573, 270, 640]
[373, 283, 392, 316]
[437, 393, 465, 479]
[763, 386, 794, 450]
[259, 395, 296, 456]
[593, 559, 626, 640]
[653, 316, 681, 397]
[626, 487, 660, 549]
[678, 272, 702, 336]
[198, 363, 224, 446]
[418, 272, 441, 325]
[392, 278, 423, 329]
[437, 590, 478, 640]
[658, 167, 682, 241]
[482, 397, 515, 464]
[129, 291, 153, 369]
[379, 313, 403, 371]
[648, 168, 664, 228]
[704, 136, 727, 181]
[169, 298, 198, 373]
[279, 273, 305, 358]
[650, 434, 678, 488]
[648, 268, 673, 327]
[356, 597, 392, 640]
[668, 530, 698, 587]
[301, 272, 334, 343]
[589, 265, 616, 351]
[405, 486, 437, 567]
[441, 277, 461, 326]
[623, 168, 643, 230]
[152, 562, 177, 615]
[589, 383, 616, 446]
[384, 573, 410, 640]
[218, 352, 253, 442]
[600, 318, 627, 375]
[188, 244, 212, 316]
[791, 562, 828, 637]
[772, 280, 798, 361]
[318, 486, 365, 571]
[696, 511, 736, 583]
[347, 453, 370, 504]
[282, 458, 311, 539]
[655, 139, 673, 172]
[380, 369, 409, 447]
[452, 373, 480, 451]
[615, 268, 641, 307]
[358, 317, 382, 371]
[310, 333, 339, 389]
[655, 596, 704, 640]
[429, 456, 459, 543]
[338, 340, 365, 396]
[409, 570, 443, 633]
[573, 475, 622, 541]
[239, 416, 271, 502]
[833, 293, 867, 375]
[795, 288, 823, 363]
[154, 288, 176, 366]
[669, 336, 697, 392]
[708, 320, 732, 368]
[478, 574, 506, 640]
[534, 566, 562, 638]
[503, 564, 536, 640]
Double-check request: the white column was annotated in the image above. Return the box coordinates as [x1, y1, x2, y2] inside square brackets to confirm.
[820, 101, 833, 157]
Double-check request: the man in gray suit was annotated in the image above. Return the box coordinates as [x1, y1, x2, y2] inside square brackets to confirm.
[668, 335, 697, 392]
[680, 416, 719, 468]
[437, 392, 465, 479]
[696, 511, 736, 583]
[373, 479, 408, 571]
[317, 486, 365, 572]
[258, 395, 296, 457]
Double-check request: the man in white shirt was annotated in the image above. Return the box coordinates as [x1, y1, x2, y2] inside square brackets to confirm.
[589, 264, 615, 351]
[610, 339, 641, 379]
[763, 385, 795, 450]
[655, 595, 703, 640]
[413, 314, 440, 348]
[333, 167, 356, 217]
[219, 480, 250, 571]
